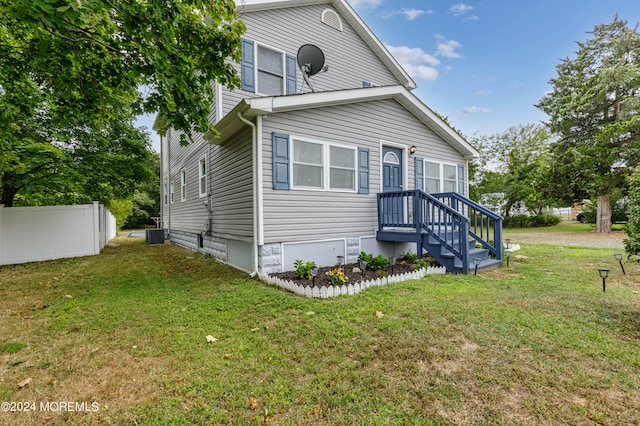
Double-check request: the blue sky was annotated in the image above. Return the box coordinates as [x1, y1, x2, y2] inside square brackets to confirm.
[137, 0, 640, 151]
[350, 0, 640, 139]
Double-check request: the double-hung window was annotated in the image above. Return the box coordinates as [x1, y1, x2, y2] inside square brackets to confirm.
[198, 158, 207, 197]
[424, 161, 458, 194]
[180, 169, 187, 201]
[257, 45, 284, 96]
[292, 138, 356, 191]
[329, 146, 355, 190]
[242, 39, 297, 95]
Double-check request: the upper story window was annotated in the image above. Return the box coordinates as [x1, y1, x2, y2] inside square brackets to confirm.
[242, 39, 297, 96]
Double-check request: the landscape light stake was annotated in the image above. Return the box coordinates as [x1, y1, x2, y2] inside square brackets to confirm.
[336, 255, 344, 272]
[598, 268, 609, 292]
[359, 259, 367, 281]
[505, 250, 511, 267]
[505, 238, 511, 250]
[613, 252, 626, 275]
[310, 266, 318, 287]
[473, 258, 481, 276]
[390, 256, 396, 274]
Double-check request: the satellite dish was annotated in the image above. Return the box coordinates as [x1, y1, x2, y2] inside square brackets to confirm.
[297, 44, 326, 92]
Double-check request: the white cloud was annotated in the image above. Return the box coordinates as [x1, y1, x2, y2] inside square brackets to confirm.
[386, 44, 440, 81]
[476, 89, 491, 96]
[383, 8, 432, 21]
[450, 3, 474, 16]
[349, 0, 383, 8]
[436, 39, 463, 59]
[386, 45, 440, 66]
[463, 106, 492, 115]
[463, 15, 479, 22]
[404, 65, 439, 81]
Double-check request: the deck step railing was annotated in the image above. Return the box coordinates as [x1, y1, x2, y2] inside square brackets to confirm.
[377, 190, 502, 273]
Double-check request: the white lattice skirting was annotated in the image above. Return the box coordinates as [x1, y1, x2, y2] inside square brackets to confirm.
[258, 266, 447, 299]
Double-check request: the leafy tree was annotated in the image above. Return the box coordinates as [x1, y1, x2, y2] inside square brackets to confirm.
[124, 153, 161, 228]
[537, 17, 640, 232]
[1, 0, 244, 206]
[470, 124, 555, 216]
[624, 166, 640, 258]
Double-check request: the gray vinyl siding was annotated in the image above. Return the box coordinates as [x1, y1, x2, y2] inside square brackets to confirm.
[223, 4, 400, 115]
[165, 130, 210, 234]
[209, 128, 254, 240]
[261, 99, 466, 243]
[164, 126, 254, 240]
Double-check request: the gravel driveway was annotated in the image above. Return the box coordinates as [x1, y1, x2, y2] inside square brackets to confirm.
[503, 230, 626, 249]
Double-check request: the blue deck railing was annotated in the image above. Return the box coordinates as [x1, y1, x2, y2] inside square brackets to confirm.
[377, 190, 503, 272]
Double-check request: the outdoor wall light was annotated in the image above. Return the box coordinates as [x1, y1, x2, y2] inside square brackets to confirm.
[473, 258, 481, 276]
[597, 267, 609, 292]
[505, 249, 512, 267]
[359, 259, 367, 280]
[310, 266, 319, 287]
[613, 252, 626, 275]
[409, 145, 417, 156]
[390, 256, 397, 274]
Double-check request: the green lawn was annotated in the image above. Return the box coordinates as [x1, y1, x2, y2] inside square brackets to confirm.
[1, 233, 639, 425]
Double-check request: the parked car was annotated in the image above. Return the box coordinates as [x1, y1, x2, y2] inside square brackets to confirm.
[576, 202, 628, 224]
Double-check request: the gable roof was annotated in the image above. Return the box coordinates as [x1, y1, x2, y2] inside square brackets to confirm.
[213, 85, 480, 159]
[237, 0, 417, 90]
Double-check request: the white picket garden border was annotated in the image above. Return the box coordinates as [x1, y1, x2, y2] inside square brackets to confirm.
[258, 265, 447, 299]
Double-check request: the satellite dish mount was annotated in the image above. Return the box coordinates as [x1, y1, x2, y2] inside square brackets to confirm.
[297, 44, 326, 93]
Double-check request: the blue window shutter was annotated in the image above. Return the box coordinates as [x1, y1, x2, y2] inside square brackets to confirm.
[272, 132, 290, 190]
[286, 54, 297, 95]
[457, 164, 466, 196]
[415, 157, 424, 191]
[241, 39, 255, 93]
[358, 147, 370, 194]
[362, 81, 372, 88]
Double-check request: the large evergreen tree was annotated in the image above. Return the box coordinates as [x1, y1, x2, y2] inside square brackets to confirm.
[537, 17, 640, 232]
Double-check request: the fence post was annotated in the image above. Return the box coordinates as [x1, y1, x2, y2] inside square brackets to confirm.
[92, 201, 100, 255]
[0, 204, 4, 265]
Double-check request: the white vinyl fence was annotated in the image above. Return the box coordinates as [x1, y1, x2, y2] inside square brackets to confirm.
[0, 202, 116, 266]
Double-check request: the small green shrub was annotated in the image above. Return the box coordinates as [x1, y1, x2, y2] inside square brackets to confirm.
[398, 252, 418, 263]
[414, 259, 430, 270]
[503, 213, 561, 228]
[358, 252, 389, 271]
[294, 259, 317, 280]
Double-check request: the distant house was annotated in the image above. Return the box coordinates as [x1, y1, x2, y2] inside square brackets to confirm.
[156, 0, 502, 275]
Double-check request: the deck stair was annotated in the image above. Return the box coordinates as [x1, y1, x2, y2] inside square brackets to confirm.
[377, 190, 503, 274]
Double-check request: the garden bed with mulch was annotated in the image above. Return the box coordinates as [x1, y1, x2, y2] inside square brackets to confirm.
[271, 256, 438, 288]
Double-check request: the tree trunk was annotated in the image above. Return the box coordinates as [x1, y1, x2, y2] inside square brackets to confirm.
[1, 180, 18, 207]
[596, 193, 612, 233]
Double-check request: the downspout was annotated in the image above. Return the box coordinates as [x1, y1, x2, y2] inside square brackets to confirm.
[237, 111, 262, 276]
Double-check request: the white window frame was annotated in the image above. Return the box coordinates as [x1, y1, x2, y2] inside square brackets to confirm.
[254, 42, 287, 96]
[198, 157, 207, 198]
[290, 136, 357, 193]
[180, 169, 187, 202]
[424, 160, 458, 194]
[164, 182, 168, 206]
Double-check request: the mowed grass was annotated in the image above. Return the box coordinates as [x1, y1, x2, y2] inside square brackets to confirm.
[1, 233, 640, 425]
